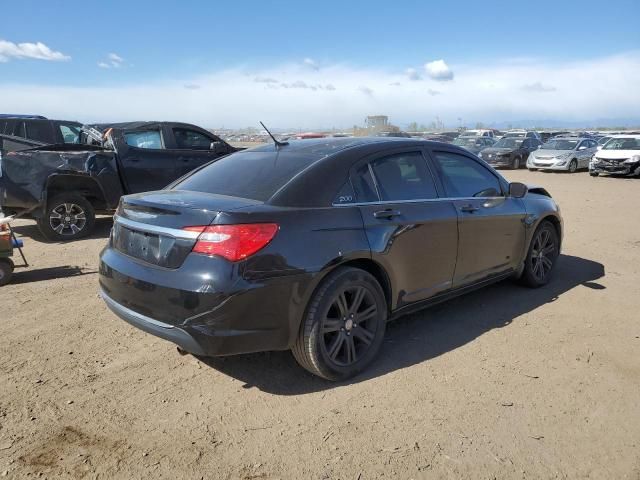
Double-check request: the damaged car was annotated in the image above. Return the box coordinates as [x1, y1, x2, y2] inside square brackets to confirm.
[590, 135, 640, 177]
[0, 122, 238, 240]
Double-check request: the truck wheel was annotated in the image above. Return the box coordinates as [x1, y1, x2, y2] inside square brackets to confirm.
[37, 194, 95, 241]
[292, 267, 387, 381]
[0, 258, 14, 286]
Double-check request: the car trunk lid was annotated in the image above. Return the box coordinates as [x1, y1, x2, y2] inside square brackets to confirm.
[113, 190, 262, 268]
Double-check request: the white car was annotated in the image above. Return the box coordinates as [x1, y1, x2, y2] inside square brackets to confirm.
[590, 135, 640, 177]
[527, 137, 598, 172]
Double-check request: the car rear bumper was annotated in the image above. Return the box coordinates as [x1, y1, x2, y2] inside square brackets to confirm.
[98, 246, 314, 356]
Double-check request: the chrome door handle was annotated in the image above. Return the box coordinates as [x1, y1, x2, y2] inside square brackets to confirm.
[374, 209, 401, 219]
[460, 205, 479, 213]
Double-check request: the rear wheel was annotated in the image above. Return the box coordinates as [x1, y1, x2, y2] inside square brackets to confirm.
[520, 221, 559, 288]
[0, 258, 14, 286]
[292, 267, 387, 381]
[589, 172, 599, 177]
[37, 193, 95, 241]
[568, 159, 578, 173]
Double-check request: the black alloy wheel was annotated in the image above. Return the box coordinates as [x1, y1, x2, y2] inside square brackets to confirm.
[292, 267, 387, 380]
[520, 221, 559, 287]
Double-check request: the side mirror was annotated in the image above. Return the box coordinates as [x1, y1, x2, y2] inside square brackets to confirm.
[578, 146, 587, 151]
[537, 145, 542, 149]
[596, 145, 602, 151]
[211, 141, 227, 154]
[509, 182, 528, 198]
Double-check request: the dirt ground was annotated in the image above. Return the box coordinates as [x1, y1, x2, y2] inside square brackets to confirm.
[0, 170, 639, 479]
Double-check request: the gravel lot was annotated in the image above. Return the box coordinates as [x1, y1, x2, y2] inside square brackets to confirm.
[0, 169, 639, 479]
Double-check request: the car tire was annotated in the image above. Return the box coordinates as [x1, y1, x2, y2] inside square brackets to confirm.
[519, 220, 559, 288]
[568, 159, 578, 173]
[292, 267, 387, 381]
[529, 168, 538, 171]
[0, 258, 14, 286]
[589, 172, 599, 177]
[512, 156, 521, 169]
[37, 193, 95, 242]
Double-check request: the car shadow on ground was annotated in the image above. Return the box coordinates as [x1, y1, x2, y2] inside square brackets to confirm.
[201, 254, 605, 395]
[10, 217, 113, 243]
[9, 265, 98, 285]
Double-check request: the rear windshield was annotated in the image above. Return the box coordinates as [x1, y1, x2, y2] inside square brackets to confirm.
[173, 149, 322, 201]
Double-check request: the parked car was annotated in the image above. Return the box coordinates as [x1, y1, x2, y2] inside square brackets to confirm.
[590, 135, 640, 177]
[503, 130, 542, 141]
[459, 129, 495, 138]
[597, 135, 612, 146]
[0, 115, 83, 147]
[527, 137, 598, 172]
[452, 136, 496, 154]
[99, 137, 563, 380]
[0, 121, 238, 240]
[479, 137, 542, 169]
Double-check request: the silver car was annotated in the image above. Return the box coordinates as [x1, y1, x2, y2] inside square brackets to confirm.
[527, 137, 599, 172]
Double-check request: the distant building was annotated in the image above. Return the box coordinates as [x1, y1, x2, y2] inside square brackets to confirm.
[365, 115, 389, 130]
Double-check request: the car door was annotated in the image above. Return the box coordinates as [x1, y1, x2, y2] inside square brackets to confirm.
[118, 128, 178, 193]
[428, 148, 527, 288]
[577, 140, 595, 168]
[353, 149, 458, 309]
[165, 126, 231, 178]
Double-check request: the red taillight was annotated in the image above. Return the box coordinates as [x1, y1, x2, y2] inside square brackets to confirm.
[183, 223, 279, 262]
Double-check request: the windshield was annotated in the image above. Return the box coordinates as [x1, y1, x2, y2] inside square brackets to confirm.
[493, 138, 523, 149]
[453, 137, 478, 146]
[602, 137, 640, 150]
[541, 139, 578, 150]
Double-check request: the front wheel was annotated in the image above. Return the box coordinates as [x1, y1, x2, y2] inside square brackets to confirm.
[0, 258, 14, 286]
[37, 194, 95, 242]
[589, 172, 599, 177]
[292, 267, 387, 380]
[568, 159, 578, 173]
[512, 156, 521, 169]
[520, 221, 559, 288]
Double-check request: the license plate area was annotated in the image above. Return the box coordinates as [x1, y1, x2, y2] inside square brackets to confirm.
[112, 223, 177, 268]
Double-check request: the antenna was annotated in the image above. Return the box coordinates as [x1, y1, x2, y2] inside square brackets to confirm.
[260, 121, 289, 147]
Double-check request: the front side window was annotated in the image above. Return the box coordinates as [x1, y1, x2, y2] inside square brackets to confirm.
[124, 130, 163, 149]
[173, 128, 213, 150]
[432, 151, 502, 198]
[370, 152, 438, 201]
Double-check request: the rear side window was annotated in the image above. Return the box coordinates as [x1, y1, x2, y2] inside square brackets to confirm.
[25, 121, 53, 143]
[352, 163, 378, 202]
[370, 152, 437, 201]
[174, 150, 322, 202]
[173, 128, 212, 150]
[124, 130, 163, 149]
[432, 151, 502, 198]
[59, 124, 81, 144]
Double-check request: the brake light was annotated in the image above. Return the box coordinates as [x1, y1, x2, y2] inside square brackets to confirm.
[183, 223, 278, 261]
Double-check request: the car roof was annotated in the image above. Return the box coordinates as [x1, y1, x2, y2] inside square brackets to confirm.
[93, 121, 205, 131]
[610, 134, 640, 139]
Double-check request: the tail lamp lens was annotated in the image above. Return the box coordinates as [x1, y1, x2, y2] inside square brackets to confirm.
[183, 223, 278, 262]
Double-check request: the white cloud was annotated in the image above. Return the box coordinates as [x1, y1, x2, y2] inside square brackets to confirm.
[303, 58, 319, 71]
[425, 59, 454, 81]
[2, 53, 639, 128]
[522, 81, 556, 93]
[0, 39, 70, 62]
[98, 52, 125, 69]
[405, 67, 421, 81]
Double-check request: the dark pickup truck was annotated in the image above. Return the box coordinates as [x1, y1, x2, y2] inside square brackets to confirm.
[0, 121, 237, 240]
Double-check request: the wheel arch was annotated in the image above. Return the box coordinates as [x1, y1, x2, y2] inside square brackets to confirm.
[44, 174, 108, 212]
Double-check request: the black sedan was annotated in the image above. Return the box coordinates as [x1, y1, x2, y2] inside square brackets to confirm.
[99, 138, 563, 380]
[479, 137, 542, 169]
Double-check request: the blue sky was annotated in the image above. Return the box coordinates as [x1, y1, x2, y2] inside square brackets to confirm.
[1, 0, 639, 128]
